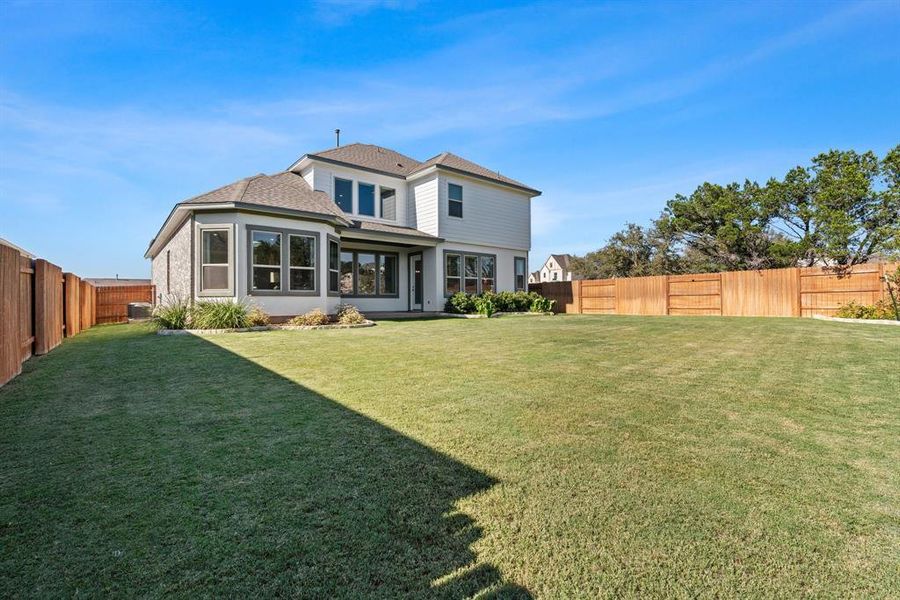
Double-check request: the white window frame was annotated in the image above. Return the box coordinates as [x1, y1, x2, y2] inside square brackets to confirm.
[196, 223, 235, 297]
[379, 185, 397, 221]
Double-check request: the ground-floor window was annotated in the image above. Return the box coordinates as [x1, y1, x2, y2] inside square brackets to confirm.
[514, 257, 526, 291]
[340, 250, 399, 297]
[199, 227, 232, 295]
[327, 237, 340, 295]
[445, 251, 496, 296]
[247, 226, 319, 295]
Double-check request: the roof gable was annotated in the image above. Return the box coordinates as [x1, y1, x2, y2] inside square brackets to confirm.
[307, 143, 421, 177]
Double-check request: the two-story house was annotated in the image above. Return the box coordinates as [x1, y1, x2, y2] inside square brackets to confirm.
[530, 254, 578, 283]
[145, 143, 540, 316]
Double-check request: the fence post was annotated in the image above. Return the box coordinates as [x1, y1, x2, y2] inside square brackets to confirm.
[574, 280, 582, 314]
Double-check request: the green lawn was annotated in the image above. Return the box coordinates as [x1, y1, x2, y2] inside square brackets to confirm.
[1, 316, 898, 598]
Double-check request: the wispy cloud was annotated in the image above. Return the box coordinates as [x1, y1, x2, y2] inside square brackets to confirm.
[311, 0, 417, 26]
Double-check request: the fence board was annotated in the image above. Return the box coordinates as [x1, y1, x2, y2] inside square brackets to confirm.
[63, 273, 81, 337]
[0, 244, 21, 386]
[720, 268, 799, 317]
[19, 254, 33, 363]
[616, 276, 667, 315]
[580, 279, 616, 314]
[34, 259, 63, 355]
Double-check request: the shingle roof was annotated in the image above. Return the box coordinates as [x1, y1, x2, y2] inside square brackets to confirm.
[182, 171, 348, 221]
[308, 143, 422, 177]
[342, 220, 439, 240]
[409, 152, 537, 193]
[301, 143, 539, 195]
[551, 254, 573, 270]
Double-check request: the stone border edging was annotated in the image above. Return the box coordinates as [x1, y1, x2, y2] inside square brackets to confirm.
[812, 315, 900, 326]
[157, 321, 376, 335]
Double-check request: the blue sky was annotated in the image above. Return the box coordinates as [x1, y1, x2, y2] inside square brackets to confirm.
[1, 0, 898, 277]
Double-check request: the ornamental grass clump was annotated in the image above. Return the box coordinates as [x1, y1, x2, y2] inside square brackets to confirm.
[191, 300, 251, 330]
[288, 309, 330, 326]
[152, 298, 192, 330]
[336, 304, 366, 325]
[247, 306, 271, 327]
[835, 299, 899, 320]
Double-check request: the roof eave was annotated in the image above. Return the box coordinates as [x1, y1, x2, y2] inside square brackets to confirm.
[407, 164, 540, 196]
[301, 154, 410, 179]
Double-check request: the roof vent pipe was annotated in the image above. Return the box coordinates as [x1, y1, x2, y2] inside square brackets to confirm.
[335, 128, 341, 147]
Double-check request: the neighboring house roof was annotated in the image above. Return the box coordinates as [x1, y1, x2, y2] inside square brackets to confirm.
[550, 253, 573, 270]
[182, 171, 348, 221]
[296, 143, 540, 195]
[530, 270, 540, 280]
[307, 144, 421, 178]
[85, 278, 151, 287]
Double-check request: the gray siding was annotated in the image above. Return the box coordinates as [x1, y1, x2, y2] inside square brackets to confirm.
[436, 174, 531, 251]
[407, 175, 439, 236]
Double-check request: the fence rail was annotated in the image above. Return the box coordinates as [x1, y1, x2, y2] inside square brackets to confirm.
[530, 263, 898, 318]
[0, 242, 153, 387]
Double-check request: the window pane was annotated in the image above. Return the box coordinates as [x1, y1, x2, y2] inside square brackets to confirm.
[449, 200, 463, 218]
[290, 235, 314, 268]
[202, 265, 228, 290]
[446, 254, 460, 277]
[465, 256, 478, 278]
[202, 230, 229, 264]
[481, 278, 494, 293]
[340, 251, 354, 294]
[516, 274, 525, 291]
[380, 187, 396, 220]
[481, 256, 495, 278]
[465, 278, 478, 294]
[449, 183, 463, 201]
[358, 183, 375, 216]
[379, 255, 397, 295]
[515, 257, 526, 276]
[446, 278, 460, 294]
[290, 268, 314, 291]
[335, 178, 352, 212]
[252, 231, 281, 266]
[253, 267, 280, 290]
[329, 240, 339, 269]
[357, 253, 376, 295]
[329, 270, 339, 293]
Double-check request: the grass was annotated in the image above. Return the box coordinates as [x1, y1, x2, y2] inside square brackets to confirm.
[1, 316, 898, 598]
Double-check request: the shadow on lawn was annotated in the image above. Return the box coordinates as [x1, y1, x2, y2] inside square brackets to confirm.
[0, 326, 530, 598]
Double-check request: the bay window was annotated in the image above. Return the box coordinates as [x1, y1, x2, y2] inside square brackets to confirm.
[247, 226, 319, 295]
[251, 231, 281, 291]
[340, 251, 354, 295]
[328, 237, 340, 295]
[199, 227, 232, 295]
[357, 253, 377, 295]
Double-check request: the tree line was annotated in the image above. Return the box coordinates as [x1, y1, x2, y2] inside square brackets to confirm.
[570, 146, 900, 279]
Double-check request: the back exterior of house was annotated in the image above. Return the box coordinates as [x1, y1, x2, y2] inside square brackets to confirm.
[146, 144, 540, 316]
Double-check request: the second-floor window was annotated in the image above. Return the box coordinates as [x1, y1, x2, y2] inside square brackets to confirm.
[448, 183, 463, 218]
[335, 178, 352, 213]
[358, 182, 375, 217]
[380, 186, 396, 220]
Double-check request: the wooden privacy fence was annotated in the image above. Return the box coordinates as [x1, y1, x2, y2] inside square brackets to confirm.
[0, 242, 152, 387]
[530, 263, 899, 318]
[95, 285, 154, 324]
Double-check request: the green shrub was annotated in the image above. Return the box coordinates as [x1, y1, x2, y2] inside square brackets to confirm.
[192, 300, 251, 329]
[529, 295, 555, 313]
[474, 295, 496, 317]
[835, 299, 898, 320]
[446, 292, 477, 314]
[288, 308, 330, 326]
[247, 306, 270, 326]
[336, 304, 366, 325]
[152, 298, 192, 330]
[492, 290, 535, 312]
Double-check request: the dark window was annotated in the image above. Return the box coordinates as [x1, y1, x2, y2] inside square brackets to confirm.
[448, 183, 463, 218]
[288, 235, 315, 291]
[464, 255, 478, 293]
[335, 178, 353, 213]
[340, 251, 354, 295]
[380, 187, 396, 220]
[358, 182, 375, 217]
[251, 231, 281, 291]
[328, 239, 340, 294]
[481, 256, 495, 293]
[445, 254, 461, 295]
[514, 257, 526, 291]
[340, 250, 399, 296]
[444, 252, 496, 296]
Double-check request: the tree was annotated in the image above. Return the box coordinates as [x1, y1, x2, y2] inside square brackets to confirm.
[570, 223, 680, 279]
